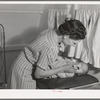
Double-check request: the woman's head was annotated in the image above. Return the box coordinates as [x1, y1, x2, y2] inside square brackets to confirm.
[58, 19, 86, 39]
[57, 19, 87, 47]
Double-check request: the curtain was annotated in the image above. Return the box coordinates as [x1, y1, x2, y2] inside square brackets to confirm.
[48, 9, 68, 29]
[48, 9, 100, 68]
[69, 10, 100, 68]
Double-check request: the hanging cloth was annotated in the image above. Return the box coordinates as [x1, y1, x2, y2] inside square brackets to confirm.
[48, 9, 69, 30]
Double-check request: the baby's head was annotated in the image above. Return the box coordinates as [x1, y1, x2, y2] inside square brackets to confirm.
[73, 62, 89, 75]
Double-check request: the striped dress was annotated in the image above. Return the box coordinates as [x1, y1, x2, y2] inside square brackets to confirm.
[10, 29, 60, 89]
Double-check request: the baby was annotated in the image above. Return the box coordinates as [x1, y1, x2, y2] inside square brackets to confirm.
[53, 56, 89, 78]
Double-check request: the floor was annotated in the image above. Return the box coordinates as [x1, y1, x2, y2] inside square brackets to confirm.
[0, 83, 7, 89]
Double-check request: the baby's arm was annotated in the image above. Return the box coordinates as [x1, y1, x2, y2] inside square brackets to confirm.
[56, 57, 75, 78]
[52, 56, 75, 78]
[52, 56, 67, 68]
[50, 56, 67, 78]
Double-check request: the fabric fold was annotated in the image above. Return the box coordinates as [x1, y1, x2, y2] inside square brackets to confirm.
[48, 9, 100, 68]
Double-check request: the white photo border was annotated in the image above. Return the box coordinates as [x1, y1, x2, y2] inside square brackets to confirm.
[0, 1, 100, 99]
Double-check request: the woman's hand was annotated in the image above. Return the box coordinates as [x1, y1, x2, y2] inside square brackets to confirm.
[63, 62, 75, 73]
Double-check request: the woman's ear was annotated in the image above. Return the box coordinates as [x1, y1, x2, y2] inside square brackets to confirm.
[63, 35, 67, 39]
[63, 35, 70, 42]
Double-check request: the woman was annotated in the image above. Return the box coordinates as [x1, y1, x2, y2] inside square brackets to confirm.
[10, 19, 87, 89]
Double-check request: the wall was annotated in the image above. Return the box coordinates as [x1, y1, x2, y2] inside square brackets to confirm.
[0, 4, 44, 47]
[76, 4, 100, 10]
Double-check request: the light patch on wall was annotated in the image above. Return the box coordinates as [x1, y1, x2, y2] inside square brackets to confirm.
[0, 11, 42, 46]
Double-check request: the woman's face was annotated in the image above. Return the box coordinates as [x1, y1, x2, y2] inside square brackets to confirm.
[62, 36, 81, 47]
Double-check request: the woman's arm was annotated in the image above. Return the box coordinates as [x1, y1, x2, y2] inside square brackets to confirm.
[34, 64, 75, 79]
[52, 56, 67, 68]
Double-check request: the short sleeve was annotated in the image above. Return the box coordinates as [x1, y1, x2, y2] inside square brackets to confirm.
[36, 48, 49, 70]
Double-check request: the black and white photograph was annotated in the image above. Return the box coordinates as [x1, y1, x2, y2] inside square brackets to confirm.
[1, 2, 100, 93]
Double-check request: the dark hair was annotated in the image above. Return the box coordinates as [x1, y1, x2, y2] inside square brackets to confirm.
[58, 19, 87, 40]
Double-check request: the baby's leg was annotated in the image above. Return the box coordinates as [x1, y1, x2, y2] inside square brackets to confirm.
[65, 73, 75, 77]
[57, 73, 67, 78]
[57, 72, 75, 78]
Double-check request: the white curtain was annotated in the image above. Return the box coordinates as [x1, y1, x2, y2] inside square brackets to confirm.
[48, 9, 68, 29]
[48, 9, 100, 68]
[69, 10, 100, 68]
